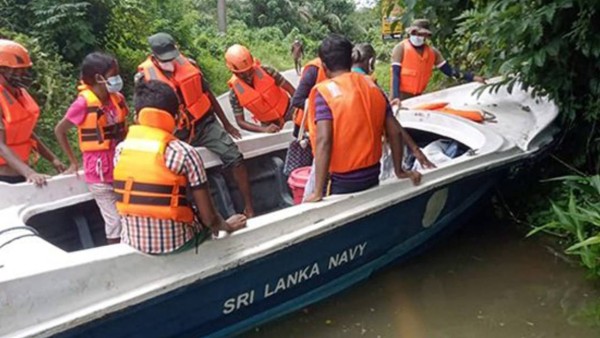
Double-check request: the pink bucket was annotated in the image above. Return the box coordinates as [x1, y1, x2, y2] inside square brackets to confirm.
[287, 166, 311, 204]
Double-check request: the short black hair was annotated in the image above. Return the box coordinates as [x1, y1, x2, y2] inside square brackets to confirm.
[134, 80, 179, 116]
[80, 52, 116, 85]
[318, 34, 353, 72]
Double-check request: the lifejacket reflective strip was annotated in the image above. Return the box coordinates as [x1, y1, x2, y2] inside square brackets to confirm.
[113, 108, 193, 223]
[294, 58, 328, 127]
[0, 84, 39, 165]
[228, 65, 289, 123]
[138, 56, 212, 122]
[308, 72, 386, 174]
[397, 39, 435, 96]
[76, 86, 128, 152]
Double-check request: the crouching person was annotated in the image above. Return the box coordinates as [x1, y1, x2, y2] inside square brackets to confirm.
[114, 80, 246, 254]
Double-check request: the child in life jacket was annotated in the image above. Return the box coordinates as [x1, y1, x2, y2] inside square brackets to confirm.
[55, 52, 128, 244]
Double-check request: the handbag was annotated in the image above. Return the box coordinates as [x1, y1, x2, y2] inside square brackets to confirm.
[283, 100, 313, 176]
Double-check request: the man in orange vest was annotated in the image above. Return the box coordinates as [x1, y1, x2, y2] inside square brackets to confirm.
[136, 33, 255, 217]
[114, 80, 246, 254]
[305, 35, 421, 202]
[0, 39, 65, 186]
[390, 19, 486, 101]
[226, 44, 296, 133]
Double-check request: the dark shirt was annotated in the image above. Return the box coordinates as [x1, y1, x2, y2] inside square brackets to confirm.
[291, 65, 319, 110]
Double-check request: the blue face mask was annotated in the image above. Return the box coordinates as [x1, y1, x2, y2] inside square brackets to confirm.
[104, 75, 123, 93]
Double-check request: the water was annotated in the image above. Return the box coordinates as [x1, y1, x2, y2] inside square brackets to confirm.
[244, 212, 600, 338]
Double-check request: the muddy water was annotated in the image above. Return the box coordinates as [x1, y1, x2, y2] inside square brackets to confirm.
[244, 211, 600, 338]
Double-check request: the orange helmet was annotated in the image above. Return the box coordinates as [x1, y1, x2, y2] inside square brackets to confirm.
[225, 44, 254, 73]
[0, 39, 32, 69]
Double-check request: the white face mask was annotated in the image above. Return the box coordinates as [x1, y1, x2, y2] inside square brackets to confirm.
[409, 35, 425, 47]
[158, 61, 175, 72]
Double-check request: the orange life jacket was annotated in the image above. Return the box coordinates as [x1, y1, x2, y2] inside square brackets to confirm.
[0, 84, 39, 166]
[138, 56, 212, 123]
[307, 72, 386, 174]
[228, 64, 289, 124]
[414, 102, 485, 122]
[293, 58, 328, 127]
[395, 39, 435, 96]
[113, 108, 194, 223]
[77, 85, 128, 152]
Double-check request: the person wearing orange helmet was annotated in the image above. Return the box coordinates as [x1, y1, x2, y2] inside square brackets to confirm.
[226, 44, 296, 134]
[0, 39, 66, 186]
[136, 33, 254, 217]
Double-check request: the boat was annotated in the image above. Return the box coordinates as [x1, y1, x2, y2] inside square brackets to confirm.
[0, 72, 558, 338]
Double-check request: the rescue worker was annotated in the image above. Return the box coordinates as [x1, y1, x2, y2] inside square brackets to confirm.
[390, 19, 486, 101]
[55, 52, 128, 244]
[136, 33, 255, 217]
[291, 39, 304, 75]
[226, 44, 296, 134]
[351, 42, 435, 169]
[114, 80, 247, 254]
[0, 39, 65, 186]
[289, 57, 327, 137]
[305, 35, 421, 203]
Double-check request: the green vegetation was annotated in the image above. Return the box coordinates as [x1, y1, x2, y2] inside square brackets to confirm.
[394, 0, 599, 280]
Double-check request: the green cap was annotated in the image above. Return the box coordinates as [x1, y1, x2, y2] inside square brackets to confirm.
[148, 32, 180, 61]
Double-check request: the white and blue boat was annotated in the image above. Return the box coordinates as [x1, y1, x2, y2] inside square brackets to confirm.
[0, 74, 558, 338]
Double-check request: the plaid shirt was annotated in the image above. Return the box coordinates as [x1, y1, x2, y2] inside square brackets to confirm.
[114, 139, 208, 254]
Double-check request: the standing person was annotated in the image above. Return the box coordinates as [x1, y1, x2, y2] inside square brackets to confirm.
[352, 42, 435, 170]
[136, 32, 255, 217]
[291, 39, 304, 75]
[114, 81, 246, 254]
[0, 39, 65, 185]
[55, 52, 127, 244]
[289, 57, 327, 137]
[225, 44, 296, 133]
[390, 19, 486, 101]
[305, 35, 421, 203]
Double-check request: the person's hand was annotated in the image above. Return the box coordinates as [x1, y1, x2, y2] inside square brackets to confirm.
[473, 75, 487, 84]
[265, 124, 281, 133]
[414, 149, 436, 169]
[224, 123, 242, 140]
[304, 192, 323, 203]
[396, 169, 422, 186]
[224, 214, 247, 233]
[64, 163, 80, 176]
[26, 172, 50, 187]
[52, 158, 67, 173]
[390, 98, 402, 108]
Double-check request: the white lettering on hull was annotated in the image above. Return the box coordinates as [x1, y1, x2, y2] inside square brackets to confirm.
[223, 241, 368, 315]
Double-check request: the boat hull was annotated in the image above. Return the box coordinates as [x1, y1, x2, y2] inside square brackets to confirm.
[56, 170, 500, 338]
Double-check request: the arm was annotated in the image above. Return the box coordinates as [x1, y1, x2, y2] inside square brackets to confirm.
[54, 117, 79, 174]
[305, 119, 332, 202]
[0, 129, 47, 185]
[386, 116, 422, 185]
[281, 78, 296, 96]
[31, 133, 66, 172]
[390, 43, 403, 99]
[290, 66, 318, 109]
[229, 90, 280, 133]
[234, 114, 279, 133]
[434, 48, 486, 83]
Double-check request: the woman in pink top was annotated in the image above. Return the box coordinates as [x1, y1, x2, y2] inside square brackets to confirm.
[55, 52, 128, 244]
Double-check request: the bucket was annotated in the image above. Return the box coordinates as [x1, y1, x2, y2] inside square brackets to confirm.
[287, 166, 312, 205]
